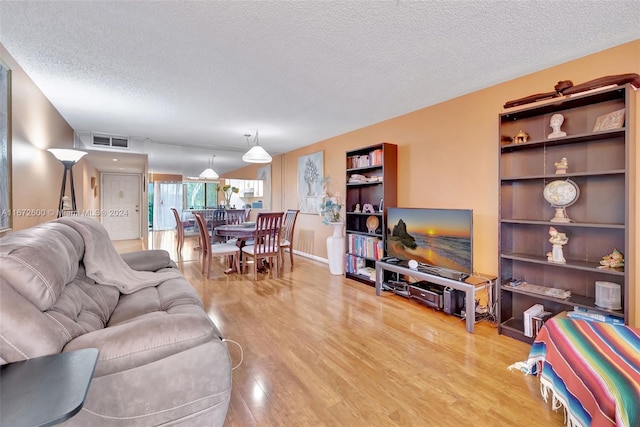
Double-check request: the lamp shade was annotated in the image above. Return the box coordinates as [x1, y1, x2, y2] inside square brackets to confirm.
[199, 168, 219, 179]
[242, 145, 272, 163]
[47, 148, 87, 163]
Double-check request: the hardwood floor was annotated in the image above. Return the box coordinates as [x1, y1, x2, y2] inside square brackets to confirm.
[114, 232, 565, 427]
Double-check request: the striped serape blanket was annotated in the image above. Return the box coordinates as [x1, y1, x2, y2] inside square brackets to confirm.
[527, 317, 640, 427]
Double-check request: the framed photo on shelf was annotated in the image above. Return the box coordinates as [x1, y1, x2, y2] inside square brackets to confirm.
[592, 108, 625, 132]
[297, 151, 323, 214]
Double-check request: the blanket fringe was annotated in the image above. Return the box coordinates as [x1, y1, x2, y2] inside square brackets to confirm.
[540, 377, 585, 427]
[507, 361, 533, 374]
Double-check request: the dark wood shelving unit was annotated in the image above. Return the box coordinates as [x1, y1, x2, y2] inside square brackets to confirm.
[344, 143, 397, 285]
[498, 84, 634, 343]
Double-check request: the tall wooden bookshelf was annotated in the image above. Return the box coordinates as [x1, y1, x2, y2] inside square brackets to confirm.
[344, 143, 397, 285]
[498, 84, 635, 343]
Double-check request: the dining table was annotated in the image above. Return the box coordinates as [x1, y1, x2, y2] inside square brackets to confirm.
[213, 223, 257, 273]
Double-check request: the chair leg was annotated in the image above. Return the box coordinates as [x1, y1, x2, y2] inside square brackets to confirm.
[235, 253, 240, 274]
[253, 256, 258, 280]
[273, 255, 280, 278]
[289, 247, 294, 268]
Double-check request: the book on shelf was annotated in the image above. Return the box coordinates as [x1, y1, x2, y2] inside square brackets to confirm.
[523, 304, 545, 337]
[531, 311, 553, 336]
[347, 148, 384, 169]
[347, 234, 383, 260]
[356, 266, 376, 280]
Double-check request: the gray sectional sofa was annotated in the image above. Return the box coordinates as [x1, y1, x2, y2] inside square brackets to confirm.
[0, 216, 232, 426]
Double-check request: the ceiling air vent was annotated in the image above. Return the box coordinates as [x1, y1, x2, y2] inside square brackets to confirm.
[92, 134, 129, 149]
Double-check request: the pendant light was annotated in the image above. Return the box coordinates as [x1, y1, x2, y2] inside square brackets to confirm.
[199, 155, 219, 179]
[242, 131, 272, 163]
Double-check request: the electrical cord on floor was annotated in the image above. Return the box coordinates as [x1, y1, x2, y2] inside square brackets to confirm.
[222, 339, 244, 370]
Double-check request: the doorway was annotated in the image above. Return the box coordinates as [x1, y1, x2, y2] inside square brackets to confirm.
[101, 173, 142, 240]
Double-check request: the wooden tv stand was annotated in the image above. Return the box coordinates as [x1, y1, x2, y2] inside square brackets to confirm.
[375, 261, 495, 333]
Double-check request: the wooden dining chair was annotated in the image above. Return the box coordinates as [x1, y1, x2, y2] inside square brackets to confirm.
[241, 212, 284, 280]
[210, 209, 227, 242]
[279, 209, 300, 270]
[194, 213, 240, 278]
[225, 209, 248, 225]
[171, 208, 199, 255]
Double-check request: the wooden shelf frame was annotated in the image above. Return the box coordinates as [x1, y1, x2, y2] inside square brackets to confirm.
[497, 84, 634, 343]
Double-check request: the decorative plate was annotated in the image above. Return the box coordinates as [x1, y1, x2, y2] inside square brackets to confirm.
[366, 215, 379, 233]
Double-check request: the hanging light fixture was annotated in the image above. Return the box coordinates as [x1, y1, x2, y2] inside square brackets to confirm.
[199, 154, 219, 179]
[242, 130, 272, 163]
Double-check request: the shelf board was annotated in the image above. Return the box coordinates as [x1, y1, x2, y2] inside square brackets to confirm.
[500, 285, 624, 316]
[346, 230, 383, 238]
[346, 181, 382, 187]
[346, 252, 382, 262]
[500, 169, 625, 181]
[499, 318, 534, 344]
[500, 252, 625, 276]
[500, 128, 625, 153]
[499, 219, 625, 229]
[346, 212, 383, 216]
[346, 272, 375, 286]
[346, 165, 383, 173]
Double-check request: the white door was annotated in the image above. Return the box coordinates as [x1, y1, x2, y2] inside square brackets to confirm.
[101, 173, 141, 240]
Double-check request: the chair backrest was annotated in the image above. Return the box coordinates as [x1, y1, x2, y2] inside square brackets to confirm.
[226, 209, 248, 225]
[171, 208, 184, 241]
[210, 209, 227, 230]
[193, 213, 211, 257]
[212, 209, 226, 221]
[253, 212, 284, 256]
[281, 209, 300, 243]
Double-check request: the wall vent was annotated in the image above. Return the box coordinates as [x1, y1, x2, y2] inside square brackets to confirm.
[92, 134, 129, 149]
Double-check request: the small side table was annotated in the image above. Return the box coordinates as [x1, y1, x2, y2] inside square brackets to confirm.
[1, 348, 99, 427]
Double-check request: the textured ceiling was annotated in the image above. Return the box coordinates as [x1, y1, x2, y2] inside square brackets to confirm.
[1, 1, 638, 176]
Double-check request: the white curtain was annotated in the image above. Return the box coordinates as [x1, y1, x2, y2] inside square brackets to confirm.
[153, 182, 183, 230]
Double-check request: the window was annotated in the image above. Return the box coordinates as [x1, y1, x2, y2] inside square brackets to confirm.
[183, 182, 219, 209]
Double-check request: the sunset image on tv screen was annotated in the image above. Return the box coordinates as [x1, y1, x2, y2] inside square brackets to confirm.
[386, 208, 472, 274]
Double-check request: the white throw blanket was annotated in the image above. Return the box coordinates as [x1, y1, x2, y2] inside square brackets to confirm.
[58, 216, 183, 294]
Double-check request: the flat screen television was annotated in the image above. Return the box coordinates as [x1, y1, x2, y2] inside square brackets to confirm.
[386, 208, 473, 276]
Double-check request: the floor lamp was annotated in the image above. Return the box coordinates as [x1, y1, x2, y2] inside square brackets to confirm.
[47, 149, 87, 217]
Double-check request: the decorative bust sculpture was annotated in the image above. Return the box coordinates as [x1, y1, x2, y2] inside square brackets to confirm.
[548, 113, 567, 139]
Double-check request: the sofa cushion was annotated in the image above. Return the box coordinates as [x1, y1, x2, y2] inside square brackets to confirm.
[0, 222, 84, 311]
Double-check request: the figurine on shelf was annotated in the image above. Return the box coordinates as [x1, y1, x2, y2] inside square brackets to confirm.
[548, 113, 567, 139]
[554, 157, 568, 174]
[513, 130, 529, 144]
[547, 226, 568, 264]
[354, 203, 361, 213]
[598, 249, 624, 269]
[362, 203, 375, 214]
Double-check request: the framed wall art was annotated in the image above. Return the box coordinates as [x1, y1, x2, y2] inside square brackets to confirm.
[0, 59, 11, 233]
[297, 151, 323, 214]
[592, 108, 625, 132]
[257, 164, 271, 210]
